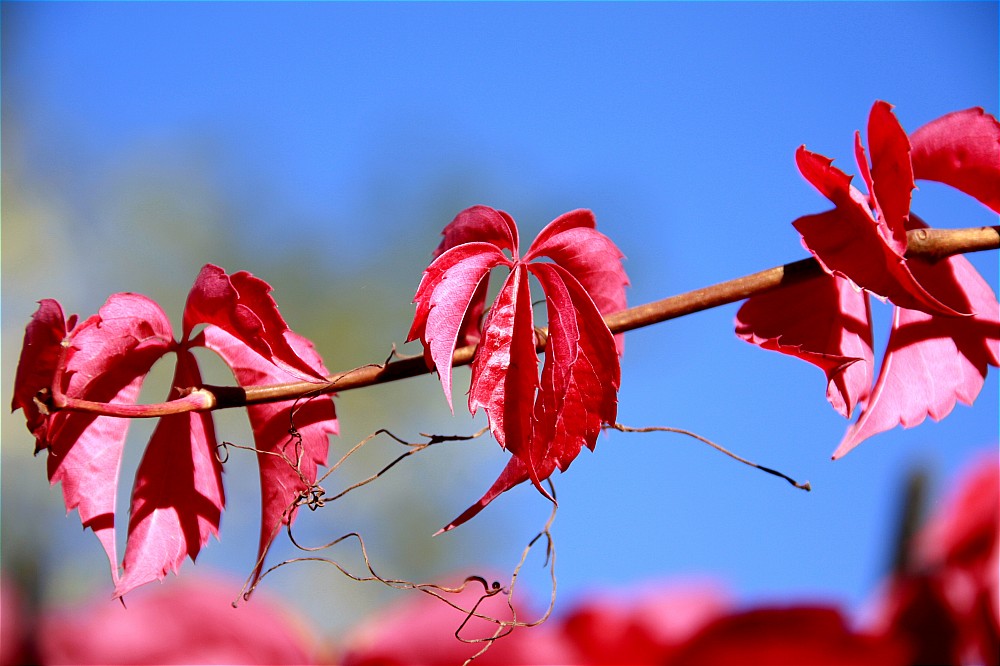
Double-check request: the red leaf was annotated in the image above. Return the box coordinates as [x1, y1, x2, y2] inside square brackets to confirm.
[22, 294, 174, 583]
[201, 325, 337, 589]
[468, 264, 543, 487]
[793, 148, 965, 317]
[440, 263, 624, 533]
[430, 205, 520, 348]
[669, 606, 909, 666]
[530, 263, 619, 468]
[873, 453, 999, 666]
[437, 456, 531, 534]
[415, 207, 627, 530]
[910, 107, 1000, 213]
[435, 204, 520, 257]
[524, 209, 630, 353]
[340, 572, 557, 666]
[742, 103, 998, 458]
[408, 243, 512, 411]
[857, 101, 914, 254]
[736, 273, 874, 418]
[116, 350, 224, 598]
[915, 451, 999, 571]
[183, 264, 325, 381]
[11, 299, 75, 445]
[557, 583, 731, 665]
[40, 573, 321, 665]
[833, 252, 1000, 458]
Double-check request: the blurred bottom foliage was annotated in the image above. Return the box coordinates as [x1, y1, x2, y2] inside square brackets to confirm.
[2, 450, 995, 666]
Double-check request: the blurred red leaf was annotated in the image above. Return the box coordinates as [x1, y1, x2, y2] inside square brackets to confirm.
[341, 577, 566, 666]
[873, 452, 999, 665]
[39, 573, 323, 665]
[668, 606, 908, 666]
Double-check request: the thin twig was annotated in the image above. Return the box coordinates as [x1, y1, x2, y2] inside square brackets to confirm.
[608, 423, 811, 491]
[45, 225, 1000, 417]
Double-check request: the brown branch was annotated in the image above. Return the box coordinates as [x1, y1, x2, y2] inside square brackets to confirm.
[53, 225, 1000, 417]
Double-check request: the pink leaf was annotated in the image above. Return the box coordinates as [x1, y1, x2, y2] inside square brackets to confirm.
[736, 273, 874, 418]
[530, 262, 619, 468]
[435, 204, 520, 257]
[834, 253, 1000, 458]
[468, 264, 543, 489]
[340, 570, 556, 666]
[40, 573, 321, 665]
[182, 264, 325, 381]
[793, 147, 966, 317]
[525, 209, 630, 353]
[417, 208, 626, 530]
[201, 325, 337, 589]
[27, 294, 174, 583]
[408, 243, 512, 411]
[858, 101, 915, 254]
[669, 607, 909, 666]
[11, 299, 75, 445]
[116, 350, 224, 598]
[431, 206, 520, 348]
[910, 107, 1000, 213]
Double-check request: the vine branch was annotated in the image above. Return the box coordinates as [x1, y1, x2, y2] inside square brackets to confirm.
[49, 225, 1000, 417]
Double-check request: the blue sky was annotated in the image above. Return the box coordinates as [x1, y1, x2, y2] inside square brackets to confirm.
[3, 1, 998, 640]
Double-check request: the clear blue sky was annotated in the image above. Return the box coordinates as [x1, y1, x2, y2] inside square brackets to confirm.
[3, 1, 997, 639]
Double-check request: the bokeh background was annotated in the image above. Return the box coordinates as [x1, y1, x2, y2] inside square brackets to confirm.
[3, 0, 997, 647]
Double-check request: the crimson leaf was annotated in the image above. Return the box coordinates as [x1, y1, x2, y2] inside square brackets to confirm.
[410, 206, 626, 531]
[202, 325, 337, 588]
[737, 102, 999, 457]
[12, 264, 335, 597]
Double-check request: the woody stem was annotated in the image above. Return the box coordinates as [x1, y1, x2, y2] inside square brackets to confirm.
[52, 225, 1000, 417]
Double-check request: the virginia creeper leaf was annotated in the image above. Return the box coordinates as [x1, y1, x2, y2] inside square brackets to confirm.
[669, 607, 908, 666]
[201, 325, 338, 588]
[11, 299, 75, 446]
[430, 205, 520, 348]
[183, 264, 326, 382]
[408, 243, 511, 411]
[468, 264, 543, 489]
[857, 100, 914, 255]
[435, 204, 519, 256]
[413, 206, 627, 531]
[437, 456, 532, 534]
[793, 147, 965, 317]
[735, 273, 874, 419]
[525, 209, 630, 353]
[744, 102, 1000, 458]
[14, 264, 335, 597]
[530, 262, 620, 469]
[910, 107, 1000, 213]
[117, 350, 224, 598]
[18, 295, 174, 582]
[834, 251, 1000, 458]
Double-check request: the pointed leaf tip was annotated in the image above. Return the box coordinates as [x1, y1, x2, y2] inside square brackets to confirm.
[183, 264, 326, 382]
